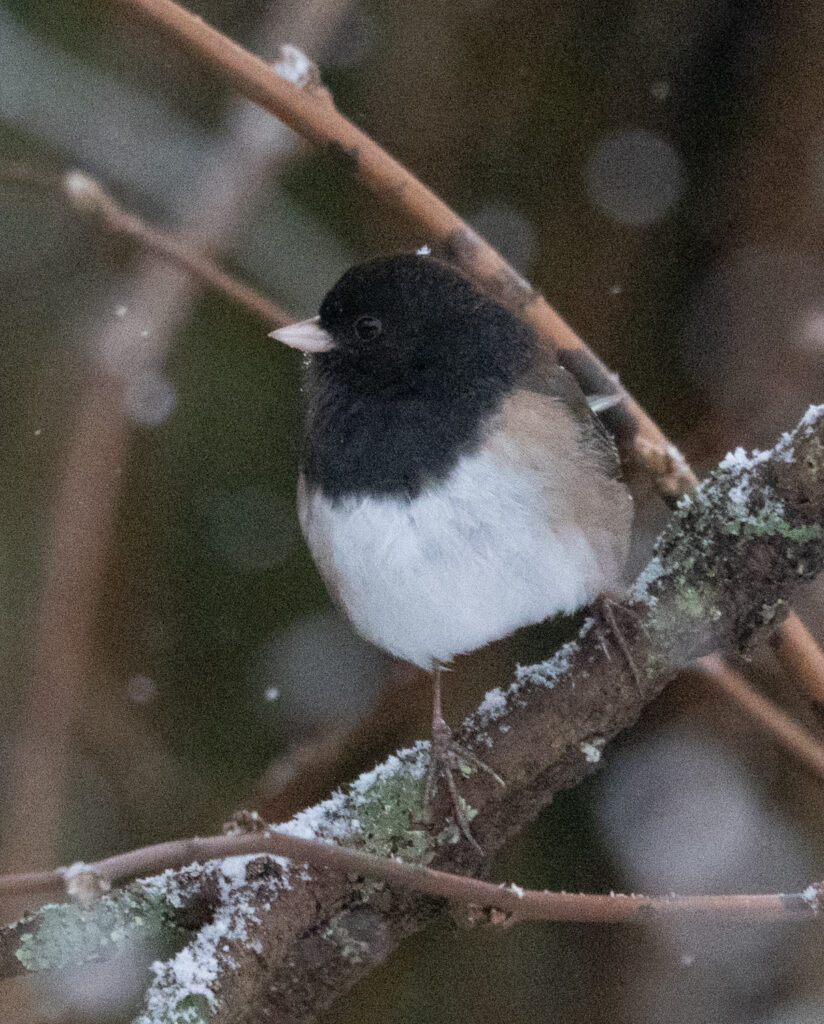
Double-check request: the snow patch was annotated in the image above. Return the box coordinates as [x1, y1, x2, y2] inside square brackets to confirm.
[477, 686, 508, 723]
[801, 884, 819, 911]
[516, 638, 577, 687]
[273, 45, 315, 87]
[279, 742, 429, 845]
[629, 554, 665, 603]
[136, 856, 293, 1022]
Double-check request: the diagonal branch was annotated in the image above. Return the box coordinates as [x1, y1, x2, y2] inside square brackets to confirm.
[113, 0, 694, 498]
[697, 652, 824, 777]
[3, 405, 824, 1020]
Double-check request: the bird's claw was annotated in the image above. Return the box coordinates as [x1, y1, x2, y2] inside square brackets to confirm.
[422, 717, 504, 854]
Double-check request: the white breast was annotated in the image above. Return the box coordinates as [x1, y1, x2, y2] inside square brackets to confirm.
[298, 444, 626, 670]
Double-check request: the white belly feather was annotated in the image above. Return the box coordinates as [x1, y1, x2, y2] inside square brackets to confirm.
[298, 445, 623, 670]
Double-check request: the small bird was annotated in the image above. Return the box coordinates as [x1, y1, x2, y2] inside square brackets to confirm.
[271, 254, 632, 845]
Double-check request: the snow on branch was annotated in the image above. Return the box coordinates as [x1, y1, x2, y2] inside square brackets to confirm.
[5, 404, 824, 1021]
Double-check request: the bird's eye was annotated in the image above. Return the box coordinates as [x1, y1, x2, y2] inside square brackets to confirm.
[354, 315, 382, 341]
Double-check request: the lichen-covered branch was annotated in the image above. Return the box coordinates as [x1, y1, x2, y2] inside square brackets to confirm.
[4, 405, 824, 1020]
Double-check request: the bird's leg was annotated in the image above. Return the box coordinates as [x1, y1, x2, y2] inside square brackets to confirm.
[422, 665, 504, 853]
[592, 592, 642, 691]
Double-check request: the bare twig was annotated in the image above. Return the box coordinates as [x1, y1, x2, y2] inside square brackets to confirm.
[697, 652, 824, 776]
[0, 162, 290, 325]
[0, 828, 820, 928]
[773, 612, 824, 705]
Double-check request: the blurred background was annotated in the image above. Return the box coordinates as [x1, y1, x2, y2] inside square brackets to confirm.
[2, 0, 824, 1020]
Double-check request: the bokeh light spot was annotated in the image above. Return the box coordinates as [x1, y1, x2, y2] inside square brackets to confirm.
[587, 128, 685, 226]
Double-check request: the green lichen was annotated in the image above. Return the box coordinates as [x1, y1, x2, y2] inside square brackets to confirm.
[353, 765, 432, 861]
[163, 993, 212, 1024]
[458, 797, 478, 822]
[436, 822, 463, 846]
[323, 913, 371, 965]
[672, 585, 709, 621]
[761, 599, 787, 624]
[724, 506, 823, 544]
[15, 889, 175, 972]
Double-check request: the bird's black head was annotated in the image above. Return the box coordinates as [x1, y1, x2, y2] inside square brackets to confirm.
[317, 254, 534, 395]
[275, 254, 538, 498]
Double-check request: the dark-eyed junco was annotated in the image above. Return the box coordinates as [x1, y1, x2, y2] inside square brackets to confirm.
[271, 254, 632, 844]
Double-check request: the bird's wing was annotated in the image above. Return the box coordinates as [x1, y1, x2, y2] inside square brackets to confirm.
[516, 346, 623, 480]
[481, 376, 633, 588]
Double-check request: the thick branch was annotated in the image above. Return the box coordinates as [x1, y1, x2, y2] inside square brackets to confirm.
[4, 406, 824, 1020]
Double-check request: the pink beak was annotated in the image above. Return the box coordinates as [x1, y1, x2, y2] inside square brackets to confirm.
[269, 316, 335, 353]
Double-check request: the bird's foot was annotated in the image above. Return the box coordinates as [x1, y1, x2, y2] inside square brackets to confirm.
[422, 716, 504, 854]
[592, 592, 643, 691]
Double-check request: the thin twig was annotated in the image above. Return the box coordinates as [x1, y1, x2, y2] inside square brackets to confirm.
[697, 652, 824, 778]
[0, 827, 820, 925]
[0, 162, 290, 326]
[773, 612, 824, 705]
